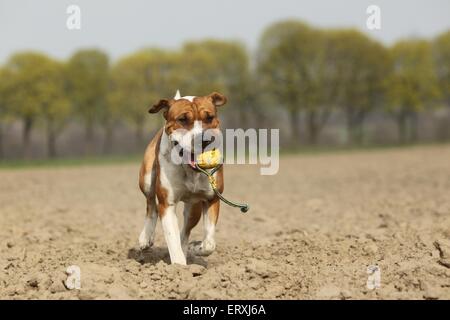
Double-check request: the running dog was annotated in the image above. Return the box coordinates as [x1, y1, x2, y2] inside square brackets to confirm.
[138, 90, 226, 265]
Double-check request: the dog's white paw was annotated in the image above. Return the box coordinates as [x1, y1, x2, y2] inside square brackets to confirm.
[189, 239, 216, 256]
[138, 230, 153, 250]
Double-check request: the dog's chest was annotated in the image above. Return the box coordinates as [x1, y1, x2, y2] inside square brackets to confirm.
[181, 168, 214, 200]
[159, 154, 215, 201]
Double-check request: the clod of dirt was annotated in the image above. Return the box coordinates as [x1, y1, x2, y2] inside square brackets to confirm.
[265, 284, 284, 297]
[5, 284, 26, 297]
[186, 264, 206, 277]
[434, 239, 450, 268]
[248, 279, 263, 290]
[49, 280, 67, 294]
[363, 243, 379, 255]
[25, 276, 39, 288]
[245, 258, 276, 278]
[189, 288, 223, 300]
[421, 281, 441, 300]
[177, 282, 195, 298]
[78, 290, 101, 300]
[316, 285, 342, 299]
[107, 284, 135, 299]
[340, 290, 352, 300]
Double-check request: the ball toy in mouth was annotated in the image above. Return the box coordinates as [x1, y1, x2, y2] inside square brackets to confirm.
[194, 149, 222, 169]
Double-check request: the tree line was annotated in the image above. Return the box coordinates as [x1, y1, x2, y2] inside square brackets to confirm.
[0, 20, 449, 159]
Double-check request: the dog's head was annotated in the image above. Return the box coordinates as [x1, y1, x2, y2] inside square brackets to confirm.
[149, 90, 227, 167]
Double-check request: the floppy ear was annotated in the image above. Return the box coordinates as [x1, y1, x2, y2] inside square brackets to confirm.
[149, 99, 171, 114]
[208, 92, 227, 107]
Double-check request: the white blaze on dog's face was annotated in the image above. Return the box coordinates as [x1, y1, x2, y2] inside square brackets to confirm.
[148, 91, 227, 165]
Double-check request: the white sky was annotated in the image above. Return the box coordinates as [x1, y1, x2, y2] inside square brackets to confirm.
[0, 0, 449, 63]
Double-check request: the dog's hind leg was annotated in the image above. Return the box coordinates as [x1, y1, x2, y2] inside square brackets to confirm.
[180, 201, 202, 257]
[189, 198, 219, 256]
[138, 196, 158, 250]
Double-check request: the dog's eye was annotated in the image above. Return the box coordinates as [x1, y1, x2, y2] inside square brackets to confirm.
[205, 115, 215, 123]
[177, 116, 188, 124]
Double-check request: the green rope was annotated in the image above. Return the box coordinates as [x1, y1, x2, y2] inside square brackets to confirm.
[195, 163, 250, 213]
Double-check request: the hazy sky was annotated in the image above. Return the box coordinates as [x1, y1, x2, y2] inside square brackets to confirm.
[0, 0, 449, 63]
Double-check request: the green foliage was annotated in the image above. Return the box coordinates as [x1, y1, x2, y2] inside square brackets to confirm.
[3, 52, 56, 121]
[178, 40, 252, 126]
[67, 49, 109, 134]
[326, 29, 388, 112]
[39, 60, 70, 125]
[179, 40, 249, 96]
[386, 40, 440, 113]
[1, 52, 70, 156]
[257, 21, 338, 143]
[3, 52, 69, 127]
[257, 20, 312, 63]
[258, 21, 324, 112]
[324, 29, 389, 143]
[0, 67, 9, 119]
[109, 48, 178, 137]
[434, 30, 450, 105]
[0, 19, 449, 159]
[384, 39, 441, 142]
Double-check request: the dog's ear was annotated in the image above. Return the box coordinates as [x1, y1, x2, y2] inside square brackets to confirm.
[208, 92, 227, 107]
[149, 99, 171, 114]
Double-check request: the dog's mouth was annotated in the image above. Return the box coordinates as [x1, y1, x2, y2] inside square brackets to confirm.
[173, 140, 213, 169]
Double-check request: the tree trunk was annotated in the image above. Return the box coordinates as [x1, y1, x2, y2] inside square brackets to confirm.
[347, 111, 366, 145]
[22, 117, 33, 158]
[239, 105, 250, 129]
[409, 111, 418, 142]
[254, 106, 266, 130]
[346, 111, 355, 145]
[103, 122, 114, 154]
[0, 122, 3, 159]
[354, 122, 364, 145]
[289, 109, 301, 144]
[84, 120, 95, 155]
[396, 110, 408, 144]
[306, 110, 319, 145]
[248, 95, 266, 130]
[47, 120, 57, 158]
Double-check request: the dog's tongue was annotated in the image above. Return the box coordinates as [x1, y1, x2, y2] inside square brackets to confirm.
[189, 152, 197, 169]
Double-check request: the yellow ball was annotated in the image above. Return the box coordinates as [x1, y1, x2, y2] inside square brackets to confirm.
[196, 149, 222, 169]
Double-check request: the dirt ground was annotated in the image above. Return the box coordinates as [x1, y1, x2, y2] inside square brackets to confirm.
[1, 145, 450, 300]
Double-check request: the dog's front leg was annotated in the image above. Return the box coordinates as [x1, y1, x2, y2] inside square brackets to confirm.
[160, 203, 187, 265]
[189, 198, 219, 256]
[180, 201, 202, 257]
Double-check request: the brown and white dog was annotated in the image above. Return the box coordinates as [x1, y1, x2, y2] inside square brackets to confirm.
[138, 90, 227, 265]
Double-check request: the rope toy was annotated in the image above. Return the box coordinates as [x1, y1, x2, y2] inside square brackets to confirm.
[194, 149, 249, 213]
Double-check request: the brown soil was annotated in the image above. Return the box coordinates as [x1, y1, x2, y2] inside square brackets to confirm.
[1, 145, 450, 299]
